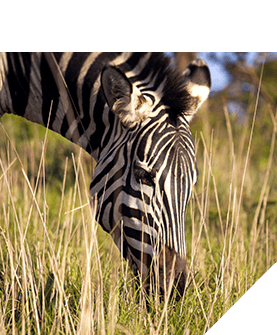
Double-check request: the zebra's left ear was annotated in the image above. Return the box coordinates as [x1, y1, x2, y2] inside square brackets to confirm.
[182, 58, 211, 122]
[101, 66, 152, 128]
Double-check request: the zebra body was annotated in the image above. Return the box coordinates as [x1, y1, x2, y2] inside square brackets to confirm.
[0, 52, 211, 294]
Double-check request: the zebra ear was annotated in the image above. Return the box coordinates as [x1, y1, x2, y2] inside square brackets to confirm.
[182, 58, 211, 122]
[101, 66, 152, 128]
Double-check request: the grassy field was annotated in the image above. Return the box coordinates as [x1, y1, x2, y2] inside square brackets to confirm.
[0, 66, 277, 334]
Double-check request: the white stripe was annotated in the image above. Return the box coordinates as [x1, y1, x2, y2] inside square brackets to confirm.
[76, 52, 102, 118]
[58, 52, 74, 73]
[110, 52, 133, 67]
[125, 53, 152, 78]
[125, 235, 154, 256]
[65, 119, 78, 141]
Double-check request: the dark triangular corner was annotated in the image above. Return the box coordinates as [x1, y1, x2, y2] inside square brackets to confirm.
[208, 263, 277, 335]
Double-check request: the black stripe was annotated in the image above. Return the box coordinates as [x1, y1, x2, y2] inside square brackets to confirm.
[127, 53, 155, 83]
[118, 52, 147, 74]
[64, 53, 90, 111]
[6, 53, 32, 116]
[101, 112, 115, 152]
[121, 204, 144, 221]
[60, 113, 69, 138]
[40, 54, 60, 127]
[124, 226, 152, 245]
[53, 52, 63, 64]
[127, 243, 153, 269]
[87, 89, 106, 153]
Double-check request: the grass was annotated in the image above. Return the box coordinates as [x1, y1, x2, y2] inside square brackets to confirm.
[0, 73, 277, 334]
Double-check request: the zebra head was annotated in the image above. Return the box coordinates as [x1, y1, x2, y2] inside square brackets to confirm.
[90, 57, 211, 295]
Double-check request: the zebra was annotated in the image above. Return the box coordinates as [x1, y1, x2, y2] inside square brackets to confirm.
[0, 52, 211, 296]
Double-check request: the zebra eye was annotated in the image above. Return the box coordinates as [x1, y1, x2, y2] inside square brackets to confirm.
[134, 162, 155, 187]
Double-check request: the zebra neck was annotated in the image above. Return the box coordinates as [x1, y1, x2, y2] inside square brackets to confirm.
[0, 52, 169, 162]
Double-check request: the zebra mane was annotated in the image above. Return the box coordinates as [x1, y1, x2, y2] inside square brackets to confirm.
[133, 53, 194, 120]
[157, 53, 193, 112]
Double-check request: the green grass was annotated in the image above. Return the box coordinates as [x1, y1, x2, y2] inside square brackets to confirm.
[0, 73, 277, 334]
